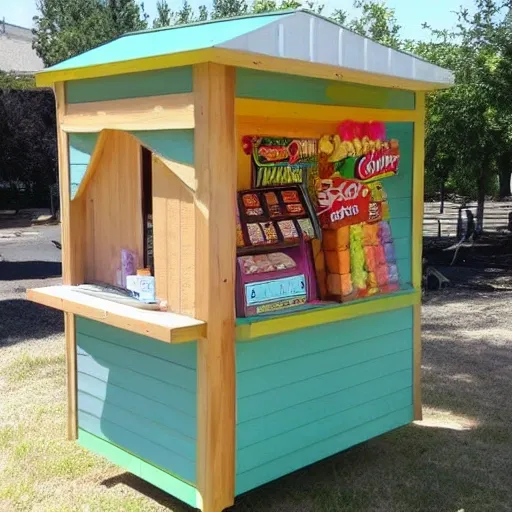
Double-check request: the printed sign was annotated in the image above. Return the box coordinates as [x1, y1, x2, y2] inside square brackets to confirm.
[355, 148, 400, 181]
[316, 177, 371, 229]
[245, 274, 306, 306]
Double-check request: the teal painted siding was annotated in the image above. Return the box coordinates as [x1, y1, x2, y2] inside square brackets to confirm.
[235, 307, 414, 495]
[66, 67, 193, 104]
[133, 129, 194, 165]
[385, 122, 413, 286]
[76, 318, 197, 484]
[68, 133, 98, 199]
[236, 69, 415, 110]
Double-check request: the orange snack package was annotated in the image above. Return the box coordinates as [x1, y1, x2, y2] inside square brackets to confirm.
[322, 226, 350, 250]
[327, 273, 353, 297]
[363, 223, 379, 246]
[364, 246, 376, 272]
[325, 249, 351, 274]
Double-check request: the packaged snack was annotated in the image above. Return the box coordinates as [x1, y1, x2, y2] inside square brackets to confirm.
[388, 264, 399, 284]
[364, 246, 376, 272]
[260, 222, 278, 243]
[327, 273, 353, 297]
[281, 190, 300, 203]
[363, 223, 379, 246]
[246, 207, 264, 216]
[367, 271, 378, 289]
[325, 249, 351, 274]
[243, 193, 260, 208]
[286, 203, 305, 215]
[247, 223, 265, 245]
[278, 220, 299, 241]
[239, 256, 259, 275]
[379, 221, 392, 243]
[236, 226, 245, 247]
[322, 226, 349, 250]
[349, 224, 367, 291]
[297, 218, 315, 240]
[269, 204, 282, 217]
[267, 252, 296, 270]
[374, 245, 386, 267]
[253, 254, 275, 272]
[264, 192, 279, 206]
[375, 265, 389, 287]
[384, 242, 396, 263]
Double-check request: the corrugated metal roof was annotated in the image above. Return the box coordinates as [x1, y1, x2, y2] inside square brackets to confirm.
[45, 12, 289, 72]
[37, 10, 453, 87]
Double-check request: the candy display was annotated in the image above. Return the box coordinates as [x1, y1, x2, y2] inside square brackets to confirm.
[238, 123, 403, 315]
[236, 245, 318, 317]
[237, 185, 320, 251]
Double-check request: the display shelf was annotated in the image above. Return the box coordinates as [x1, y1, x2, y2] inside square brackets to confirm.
[27, 286, 206, 343]
[235, 286, 420, 341]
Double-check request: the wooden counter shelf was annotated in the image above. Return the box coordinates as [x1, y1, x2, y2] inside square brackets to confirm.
[27, 285, 206, 343]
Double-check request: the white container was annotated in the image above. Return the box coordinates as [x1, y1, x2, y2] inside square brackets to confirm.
[126, 275, 156, 303]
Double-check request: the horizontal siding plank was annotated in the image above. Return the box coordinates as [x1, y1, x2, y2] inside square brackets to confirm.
[238, 350, 412, 423]
[236, 406, 412, 495]
[77, 353, 196, 417]
[396, 258, 412, 285]
[237, 388, 412, 474]
[393, 237, 410, 261]
[236, 308, 413, 372]
[76, 317, 197, 369]
[238, 368, 412, 448]
[78, 335, 196, 392]
[387, 197, 411, 219]
[78, 392, 196, 459]
[66, 66, 193, 104]
[79, 411, 196, 484]
[78, 429, 200, 509]
[78, 373, 196, 435]
[389, 217, 411, 240]
[238, 329, 413, 397]
[235, 69, 415, 110]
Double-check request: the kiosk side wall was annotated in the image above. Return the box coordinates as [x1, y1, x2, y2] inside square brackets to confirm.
[235, 307, 414, 494]
[75, 317, 199, 497]
[233, 71, 417, 495]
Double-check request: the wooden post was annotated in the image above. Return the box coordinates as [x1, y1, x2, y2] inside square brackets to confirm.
[194, 63, 237, 512]
[54, 83, 84, 440]
[412, 91, 426, 421]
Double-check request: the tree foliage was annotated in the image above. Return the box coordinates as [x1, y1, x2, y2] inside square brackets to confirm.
[32, 0, 148, 67]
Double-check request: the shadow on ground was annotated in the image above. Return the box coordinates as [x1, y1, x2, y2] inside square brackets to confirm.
[0, 260, 62, 281]
[0, 299, 63, 345]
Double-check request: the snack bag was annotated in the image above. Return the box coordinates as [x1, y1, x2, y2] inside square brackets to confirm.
[349, 224, 367, 294]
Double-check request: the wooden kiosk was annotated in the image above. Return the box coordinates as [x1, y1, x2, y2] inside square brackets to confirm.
[28, 11, 453, 512]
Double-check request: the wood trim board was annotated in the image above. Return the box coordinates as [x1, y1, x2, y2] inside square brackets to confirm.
[61, 93, 194, 133]
[194, 63, 237, 512]
[27, 286, 206, 344]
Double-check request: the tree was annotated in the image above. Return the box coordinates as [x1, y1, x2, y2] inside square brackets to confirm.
[211, 0, 248, 19]
[33, 0, 148, 67]
[153, 0, 172, 27]
[348, 0, 402, 49]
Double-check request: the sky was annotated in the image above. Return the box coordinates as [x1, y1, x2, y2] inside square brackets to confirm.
[1, 0, 474, 41]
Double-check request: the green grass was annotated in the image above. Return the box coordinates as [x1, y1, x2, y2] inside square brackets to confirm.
[5, 353, 65, 383]
[1, 290, 512, 511]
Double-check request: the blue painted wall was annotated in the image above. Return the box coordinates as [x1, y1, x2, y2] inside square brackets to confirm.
[68, 133, 98, 199]
[76, 317, 198, 484]
[235, 68, 415, 110]
[235, 307, 414, 494]
[384, 122, 413, 286]
[65, 66, 193, 104]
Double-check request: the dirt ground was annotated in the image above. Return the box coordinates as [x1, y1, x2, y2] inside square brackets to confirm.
[1, 227, 512, 511]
